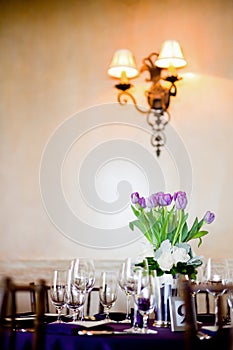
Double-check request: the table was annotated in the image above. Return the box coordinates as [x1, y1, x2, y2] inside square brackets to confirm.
[1, 319, 230, 350]
[1, 320, 186, 350]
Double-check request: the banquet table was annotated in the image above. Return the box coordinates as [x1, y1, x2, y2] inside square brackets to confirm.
[2, 316, 229, 350]
[1, 321, 186, 350]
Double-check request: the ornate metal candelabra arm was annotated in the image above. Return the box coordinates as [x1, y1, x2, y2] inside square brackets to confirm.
[140, 52, 161, 84]
[117, 90, 149, 114]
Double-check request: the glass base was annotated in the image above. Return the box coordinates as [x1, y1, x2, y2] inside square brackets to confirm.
[124, 327, 142, 334]
[153, 320, 170, 328]
[119, 319, 131, 324]
[124, 327, 158, 334]
[50, 320, 65, 324]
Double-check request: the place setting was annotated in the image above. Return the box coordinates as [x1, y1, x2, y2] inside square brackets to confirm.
[45, 255, 163, 337]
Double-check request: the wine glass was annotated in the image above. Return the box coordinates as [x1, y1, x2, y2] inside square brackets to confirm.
[225, 259, 233, 324]
[120, 257, 149, 333]
[189, 259, 207, 323]
[118, 259, 135, 323]
[50, 269, 67, 323]
[65, 269, 87, 323]
[71, 258, 95, 320]
[99, 271, 118, 321]
[133, 269, 158, 334]
[203, 258, 227, 327]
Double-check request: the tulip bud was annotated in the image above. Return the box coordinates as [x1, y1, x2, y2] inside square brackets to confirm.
[131, 192, 140, 204]
[204, 211, 215, 224]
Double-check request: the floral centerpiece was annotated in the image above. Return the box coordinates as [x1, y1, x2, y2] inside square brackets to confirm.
[129, 191, 215, 279]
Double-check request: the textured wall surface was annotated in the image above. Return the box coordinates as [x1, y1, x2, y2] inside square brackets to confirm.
[0, 0, 233, 273]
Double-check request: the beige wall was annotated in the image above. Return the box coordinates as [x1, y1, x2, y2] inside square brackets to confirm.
[0, 0, 233, 269]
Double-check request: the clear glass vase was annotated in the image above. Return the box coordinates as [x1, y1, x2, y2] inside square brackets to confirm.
[153, 274, 179, 327]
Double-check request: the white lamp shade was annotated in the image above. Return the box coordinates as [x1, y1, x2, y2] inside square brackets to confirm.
[155, 40, 187, 69]
[108, 49, 139, 79]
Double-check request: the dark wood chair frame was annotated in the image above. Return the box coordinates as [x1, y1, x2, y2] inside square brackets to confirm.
[0, 277, 47, 350]
[183, 280, 233, 350]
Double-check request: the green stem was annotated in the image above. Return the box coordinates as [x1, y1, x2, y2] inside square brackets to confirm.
[141, 211, 154, 244]
[172, 210, 183, 245]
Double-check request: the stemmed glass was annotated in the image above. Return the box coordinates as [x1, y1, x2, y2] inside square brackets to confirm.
[71, 258, 95, 320]
[65, 269, 87, 323]
[99, 271, 118, 321]
[118, 259, 135, 323]
[189, 259, 207, 323]
[133, 269, 158, 334]
[49, 269, 67, 323]
[203, 258, 227, 327]
[119, 258, 149, 333]
[225, 259, 233, 324]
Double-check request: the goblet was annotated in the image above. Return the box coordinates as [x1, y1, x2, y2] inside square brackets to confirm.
[189, 259, 207, 322]
[225, 259, 233, 324]
[99, 271, 117, 321]
[118, 260, 134, 323]
[133, 269, 158, 334]
[65, 269, 87, 323]
[71, 258, 95, 320]
[50, 269, 67, 323]
[227, 282, 233, 325]
[126, 258, 149, 330]
[203, 258, 227, 327]
[119, 258, 149, 332]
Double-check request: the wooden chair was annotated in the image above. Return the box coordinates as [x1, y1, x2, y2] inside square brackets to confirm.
[183, 280, 233, 350]
[29, 282, 50, 314]
[0, 277, 47, 350]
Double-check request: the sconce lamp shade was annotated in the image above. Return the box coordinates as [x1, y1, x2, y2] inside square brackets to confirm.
[108, 49, 139, 79]
[155, 40, 187, 69]
[108, 40, 187, 156]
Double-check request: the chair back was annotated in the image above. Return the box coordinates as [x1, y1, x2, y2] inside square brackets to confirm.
[0, 277, 47, 350]
[183, 279, 233, 350]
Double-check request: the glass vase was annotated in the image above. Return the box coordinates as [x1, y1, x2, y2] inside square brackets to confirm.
[153, 274, 179, 327]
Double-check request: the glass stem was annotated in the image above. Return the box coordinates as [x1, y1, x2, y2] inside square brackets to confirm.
[133, 302, 138, 329]
[142, 313, 148, 333]
[126, 294, 131, 320]
[80, 306, 84, 321]
[214, 295, 219, 327]
[105, 307, 110, 320]
[57, 307, 62, 322]
[73, 310, 78, 322]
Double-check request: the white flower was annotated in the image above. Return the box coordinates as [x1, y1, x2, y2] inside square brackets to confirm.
[154, 239, 191, 272]
[155, 239, 171, 256]
[154, 240, 174, 271]
[172, 246, 190, 265]
[157, 251, 174, 271]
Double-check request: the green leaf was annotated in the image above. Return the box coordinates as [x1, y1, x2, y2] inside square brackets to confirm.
[131, 205, 140, 218]
[185, 217, 205, 242]
[144, 210, 161, 247]
[181, 222, 188, 241]
[129, 221, 135, 231]
[190, 230, 208, 240]
[130, 209, 158, 246]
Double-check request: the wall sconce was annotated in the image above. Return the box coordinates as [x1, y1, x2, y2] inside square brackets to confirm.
[108, 40, 187, 156]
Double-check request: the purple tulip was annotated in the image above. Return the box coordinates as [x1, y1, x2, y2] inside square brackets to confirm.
[163, 193, 173, 206]
[174, 191, 187, 201]
[157, 192, 173, 206]
[203, 211, 215, 224]
[174, 191, 187, 210]
[131, 192, 140, 204]
[145, 194, 158, 208]
[138, 197, 146, 208]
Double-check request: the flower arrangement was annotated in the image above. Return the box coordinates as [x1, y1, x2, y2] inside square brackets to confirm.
[129, 191, 215, 278]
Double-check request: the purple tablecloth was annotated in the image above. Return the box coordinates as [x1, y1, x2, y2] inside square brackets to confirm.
[1, 321, 186, 350]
